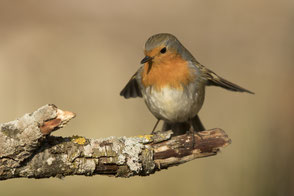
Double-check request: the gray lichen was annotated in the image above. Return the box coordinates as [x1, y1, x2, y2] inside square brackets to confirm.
[122, 137, 145, 174]
[0, 105, 57, 168]
[0, 105, 73, 179]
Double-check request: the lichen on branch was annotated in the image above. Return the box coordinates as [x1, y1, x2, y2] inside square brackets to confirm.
[0, 105, 231, 180]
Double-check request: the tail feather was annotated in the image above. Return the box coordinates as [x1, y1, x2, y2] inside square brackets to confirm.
[160, 115, 205, 136]
[191, 115, 205, 132]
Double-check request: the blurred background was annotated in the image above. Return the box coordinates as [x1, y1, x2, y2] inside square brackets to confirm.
[0, 0, 293, 195]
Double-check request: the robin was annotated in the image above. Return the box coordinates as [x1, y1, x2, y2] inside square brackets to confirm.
[120, 33, 253, 136]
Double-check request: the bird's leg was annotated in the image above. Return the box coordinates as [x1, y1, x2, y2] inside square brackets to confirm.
[187, 118, 204, 149]
[151, 119, 160, 134]
[187, 121, 196, 149]
[186, 123, 195, 149]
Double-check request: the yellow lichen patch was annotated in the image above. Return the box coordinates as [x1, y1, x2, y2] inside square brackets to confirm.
[137, 134, 153, 142]
[73, 137, 86, 145]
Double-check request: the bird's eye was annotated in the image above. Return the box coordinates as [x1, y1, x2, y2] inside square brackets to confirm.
[160, 47, 167, 54]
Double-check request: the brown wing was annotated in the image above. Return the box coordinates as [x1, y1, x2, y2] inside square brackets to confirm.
[120, 74, 143, 99]
[200, 65, 254, 94]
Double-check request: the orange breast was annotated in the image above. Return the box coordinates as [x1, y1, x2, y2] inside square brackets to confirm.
[141, 52, 194, 90]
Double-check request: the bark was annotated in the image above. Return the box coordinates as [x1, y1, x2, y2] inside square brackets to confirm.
[0, 105, 231, 180]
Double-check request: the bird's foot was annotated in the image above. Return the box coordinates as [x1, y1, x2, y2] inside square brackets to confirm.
[151, 129, 160, 134]
[186, 128, 204, 149]
[195, 131, 203, 140]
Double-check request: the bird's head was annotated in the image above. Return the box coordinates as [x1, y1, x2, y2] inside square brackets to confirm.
[140, 33, 195, 74]
[141, 33, 180, 64]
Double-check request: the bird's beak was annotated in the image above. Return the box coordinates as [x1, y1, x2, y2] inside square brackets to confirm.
[140, 56, 153, 64]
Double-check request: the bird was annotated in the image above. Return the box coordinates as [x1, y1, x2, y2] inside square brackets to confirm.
[120, 33, 253, 136]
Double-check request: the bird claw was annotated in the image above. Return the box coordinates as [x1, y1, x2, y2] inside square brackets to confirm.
[187, 128, 195, 149]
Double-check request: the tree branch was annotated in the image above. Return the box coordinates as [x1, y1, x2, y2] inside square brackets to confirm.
[0, 105, 231, 180]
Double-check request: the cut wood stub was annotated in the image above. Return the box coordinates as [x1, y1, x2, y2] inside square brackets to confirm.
[0, 104, 76, 177]
[40, 108, 75, 135]
[150, 128, 231, 169]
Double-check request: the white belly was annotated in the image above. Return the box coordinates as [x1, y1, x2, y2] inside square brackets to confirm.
[143, 86, 204, 122]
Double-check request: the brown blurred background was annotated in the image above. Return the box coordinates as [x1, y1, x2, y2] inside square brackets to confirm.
[0, 0, 293, 195]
